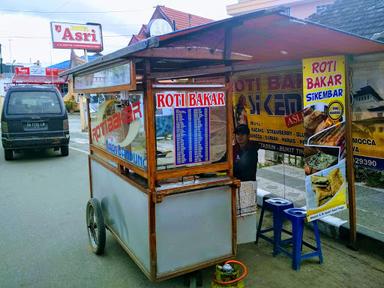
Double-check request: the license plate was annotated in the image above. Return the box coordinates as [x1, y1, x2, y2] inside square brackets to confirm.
[25, 121, 47, 129]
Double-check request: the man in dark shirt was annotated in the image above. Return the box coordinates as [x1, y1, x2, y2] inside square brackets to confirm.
[233, 124, 259, 181]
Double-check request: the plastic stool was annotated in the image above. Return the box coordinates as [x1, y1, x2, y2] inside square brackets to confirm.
[282, 208, 323, 270]
[255, 197, 294, 255]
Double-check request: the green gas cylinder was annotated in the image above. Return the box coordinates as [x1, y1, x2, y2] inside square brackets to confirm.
[211, 260, 247, 288]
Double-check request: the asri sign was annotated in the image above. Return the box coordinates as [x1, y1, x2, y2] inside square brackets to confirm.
[50, 22, 103, 52]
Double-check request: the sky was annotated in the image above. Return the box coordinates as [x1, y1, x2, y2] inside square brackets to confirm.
[0, 0, 235, 67]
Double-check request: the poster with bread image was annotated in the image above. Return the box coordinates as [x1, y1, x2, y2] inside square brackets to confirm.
[305, 160, 347, 221]
[303, 55, 347, 221]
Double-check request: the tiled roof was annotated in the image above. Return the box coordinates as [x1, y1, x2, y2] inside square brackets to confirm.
[353, 86, 383, 101]
[157, 6, 213, 30]
[128, 6, 213, 46]
[128, 34, 147, 46]
[138, 24, 148, 37]
[307, 0, 384, 40]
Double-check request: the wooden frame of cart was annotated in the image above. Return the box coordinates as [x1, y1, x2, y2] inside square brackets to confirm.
[62, 10, 384, 283]
[69, 57, 239, 281]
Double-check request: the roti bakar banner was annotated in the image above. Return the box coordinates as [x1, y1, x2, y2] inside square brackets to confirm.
[303, 55, 348, 221]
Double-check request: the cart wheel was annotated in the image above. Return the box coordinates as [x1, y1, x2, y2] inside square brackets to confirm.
[86, 198, 106, 255]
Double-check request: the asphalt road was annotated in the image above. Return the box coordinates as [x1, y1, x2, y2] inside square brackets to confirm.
[1, 114, 384, 288]
[0, 143, 192, 287]
[0, 115, 188, 287]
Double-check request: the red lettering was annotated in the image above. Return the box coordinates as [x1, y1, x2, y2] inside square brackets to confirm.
[217, 92, 225, 105]
[75, 32, 82, 41]
[174, 93, 181, 107]
[268, 76, 280, 90]
[334, 74, 342, 85]
[319, 76, 326, 88]
[203, 93, 211, 106]
[255, 78, 260, 91]
[91, 30, 96, 42]
[306, 78, 313, 89]
[83, 33, 90, 42]
[282, 74, 294, 90]
[107, 117, 113, 133]
[62, 28, 74, 41]
[112, 112, 121, 130]
[92, 127, 100, 142]
[156, 93, 165, 108]
[196, 92, 203, 106]
[189, 93, 196, 106]
[211, 93, 218, 106]
[312, 60, 337, 73]
[235, 80, 244, 92]
[312, 62, 319, 73]
[245, 79, 254, 91]
[319, 62, 327, 73]
[132, 101, 142, 119]
[100, 121, 108, 136]
[165, 94, 173, 107]
[121, 105, 133, 124]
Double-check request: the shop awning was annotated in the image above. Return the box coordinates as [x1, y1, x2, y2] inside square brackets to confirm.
[12, 75, 66, 85]
[61, 10, 384, 77]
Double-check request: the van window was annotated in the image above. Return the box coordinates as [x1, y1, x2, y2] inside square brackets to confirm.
[7, 91, 62, 114]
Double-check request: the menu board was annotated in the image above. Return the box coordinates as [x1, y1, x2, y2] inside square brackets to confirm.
[303, 55, 347, 222]
[174, 107, 210, 165]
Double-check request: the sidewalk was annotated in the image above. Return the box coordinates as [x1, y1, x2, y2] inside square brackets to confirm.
[232, 215, 384, 288]
[257, 164, 384, 254]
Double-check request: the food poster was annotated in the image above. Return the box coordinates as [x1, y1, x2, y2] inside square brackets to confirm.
[90, 92, 147, 169]
[351, 59, 384, 171]
[155, 90, 227, 168]
[303, 56, 347, 221]
[233, 71, 304, 156]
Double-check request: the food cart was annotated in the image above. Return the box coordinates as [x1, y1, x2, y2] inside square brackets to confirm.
[62, 10, 384, 283]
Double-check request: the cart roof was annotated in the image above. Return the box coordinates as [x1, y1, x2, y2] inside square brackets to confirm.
[61, 10, 384, 77]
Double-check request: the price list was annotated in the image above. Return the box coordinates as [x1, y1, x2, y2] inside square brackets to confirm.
[174, 107, 210, 165]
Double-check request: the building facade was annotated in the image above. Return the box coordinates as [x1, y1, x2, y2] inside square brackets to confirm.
[227, 0, 335, 18]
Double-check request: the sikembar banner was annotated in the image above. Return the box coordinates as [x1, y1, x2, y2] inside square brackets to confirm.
[302, 55, 348, 221]
[233, 71, 304, 156]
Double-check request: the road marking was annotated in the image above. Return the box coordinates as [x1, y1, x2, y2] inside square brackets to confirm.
[69, 146, 89, 155]
[71, 138, 89, 144]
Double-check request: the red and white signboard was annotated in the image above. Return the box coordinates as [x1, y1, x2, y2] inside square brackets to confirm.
[50, 22, 103, 52]
[155, 91, 226, 108]
[15, 67, 61, 76]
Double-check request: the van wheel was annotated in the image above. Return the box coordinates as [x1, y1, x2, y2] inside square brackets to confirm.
[61, 145, 69, 156]
[86, 198, 106, 255]
[4, 149, 14, 161]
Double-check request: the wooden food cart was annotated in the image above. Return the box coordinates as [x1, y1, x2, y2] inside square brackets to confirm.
[64, 46, 242, 281]
[62, 10, 384, 283]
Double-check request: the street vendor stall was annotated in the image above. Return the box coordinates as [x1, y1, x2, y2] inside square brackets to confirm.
[61, 10, 384, 283]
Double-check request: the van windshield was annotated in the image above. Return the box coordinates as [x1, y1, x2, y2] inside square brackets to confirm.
[7, 91, 62, 114]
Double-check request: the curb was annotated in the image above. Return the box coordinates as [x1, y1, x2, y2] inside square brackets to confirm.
[257, 189, 384, 256]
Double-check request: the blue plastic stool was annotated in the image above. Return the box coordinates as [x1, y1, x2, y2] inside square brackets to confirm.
[282, 208, 323, 270]
[255, 197, 294, 256]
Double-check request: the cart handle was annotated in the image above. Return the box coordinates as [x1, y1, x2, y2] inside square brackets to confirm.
[213, 260, 248, 285]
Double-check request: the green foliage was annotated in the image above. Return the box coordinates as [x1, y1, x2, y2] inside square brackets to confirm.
[64, 100, 78, 113]
[355, 167, 384, 188]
